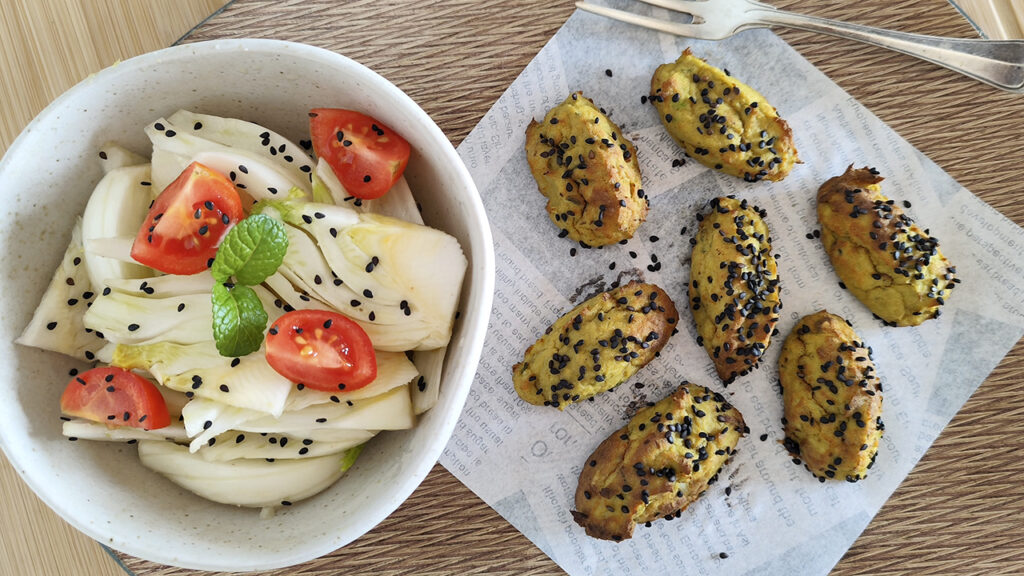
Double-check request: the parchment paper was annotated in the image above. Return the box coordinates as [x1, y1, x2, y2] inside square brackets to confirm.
[440, 5, 1024, 575]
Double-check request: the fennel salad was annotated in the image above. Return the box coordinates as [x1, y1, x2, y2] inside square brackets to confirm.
[17, 108, 467, 511]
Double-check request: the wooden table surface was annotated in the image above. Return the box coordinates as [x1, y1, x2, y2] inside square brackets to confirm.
[2, 1, 1024, 575]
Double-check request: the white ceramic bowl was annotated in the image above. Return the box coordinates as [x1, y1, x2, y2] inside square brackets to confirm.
[0, 39, 493, 571]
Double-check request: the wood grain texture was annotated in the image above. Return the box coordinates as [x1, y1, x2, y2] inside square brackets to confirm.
[116, 1, 1024, 574]
[955, 0, 1024, 38]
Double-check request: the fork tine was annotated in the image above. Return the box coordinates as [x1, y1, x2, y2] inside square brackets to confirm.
[632, 0, 704, 18]
[575, 2, 704, 37]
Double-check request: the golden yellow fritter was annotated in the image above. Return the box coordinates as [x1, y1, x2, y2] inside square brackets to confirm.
[571, 382, 746, 541]
[650, 48, 799, 182]
[778, 310, 883, 482]
[525, 92, 647, 246]
[513, 282, 678, 410]
[689, 196, 782, 385]
[817, 165, 957, 326]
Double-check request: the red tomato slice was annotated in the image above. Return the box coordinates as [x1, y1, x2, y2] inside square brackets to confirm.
[61, 367, 171, 430]
[265, 310, 377, 392]
[309, 109, 410, 200]
[130, 161, 243, 275]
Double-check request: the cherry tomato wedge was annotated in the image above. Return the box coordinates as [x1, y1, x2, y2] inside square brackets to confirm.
[309, 108, 410, 200]
[265, 310, 377, 392]
[61, 367, 171, 430]
[130, 161, 243, 275]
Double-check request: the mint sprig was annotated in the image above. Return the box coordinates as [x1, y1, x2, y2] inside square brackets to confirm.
[210, 214, 289, 357]
[211, 214, 289, 285]
[212, 283, 268, 357]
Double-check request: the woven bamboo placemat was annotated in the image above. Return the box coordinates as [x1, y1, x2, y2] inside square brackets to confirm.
[118, 0, 1024, 574]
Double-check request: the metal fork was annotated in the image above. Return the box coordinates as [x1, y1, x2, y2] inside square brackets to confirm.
[575, 0, 1024, 93]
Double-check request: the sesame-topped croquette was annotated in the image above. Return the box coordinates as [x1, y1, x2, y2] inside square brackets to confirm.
[650, 48, 799, 182]
[513, 282, 678, 409]
[817, 165, 957, 326]
[689, 196, 782, 385]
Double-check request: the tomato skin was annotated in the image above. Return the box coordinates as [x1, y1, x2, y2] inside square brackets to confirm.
[265, 310, 377, 392]
[61, 367, 171, 430]
[309, 109, 410, 200]
[130, 162, 243, 275]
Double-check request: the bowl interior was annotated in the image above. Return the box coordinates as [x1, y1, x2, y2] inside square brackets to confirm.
[0, 39, 492, 571]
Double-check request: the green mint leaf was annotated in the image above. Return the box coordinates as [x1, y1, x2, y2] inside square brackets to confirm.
[211, 283, 268, 357]
[211, 214, 289, 285]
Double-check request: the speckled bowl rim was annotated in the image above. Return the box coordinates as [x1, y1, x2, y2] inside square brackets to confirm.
[0, 38, 494, 571]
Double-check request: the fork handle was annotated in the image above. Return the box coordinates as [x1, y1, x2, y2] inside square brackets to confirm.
[748, 5, 1024, 93]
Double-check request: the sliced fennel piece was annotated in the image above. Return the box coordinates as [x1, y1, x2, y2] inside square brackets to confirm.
[94, 341, 117, 364]
[138, 440, 358, 507]
[113, 341, 293, 417]
[194, 428, 375, 462]
[84, 283, 278, 347]
[83, 236, 135, 263]
[358, 177, 423, 224]
[16, 219, 108, 361]
[275, 427, 382, 443]
[104, 271, 215, 297]
[183, 383, 413, 450]
[80, 164, 153, 289]
[313, 157, 346, 204]
[157, 386, 190, 420]
[274, 224, 383, 328]
[83, 291, 212, 345]
[150, 147, 191, 194]
[317, 210, 465, 349]
[237, 384, 414, 434]
[181, 398, 258, 453]
[276, 201, 466, 351]
[284, 351, 420, 411]
[314, 159, 421, 224]
[261, 271, 332, 312]
[98, 143, 149, 173]
[411, 347, 446, 415]
[62, 418, 188, 443]
[166, 110, 315, 188]
[193, 150, 306, 203]
[145, 118, 311, 199]
[276, 225, 426, 349]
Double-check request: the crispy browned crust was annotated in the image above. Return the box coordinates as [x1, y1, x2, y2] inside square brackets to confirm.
[571, 383, 746, 541]
[650, 48, 799, 182]
[778, 310, 883, 482]
[525, 92, 647, 247]
[817, 165, 957, 326]
[513, 282, 678, 410]
[689, 196, 781, 385]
